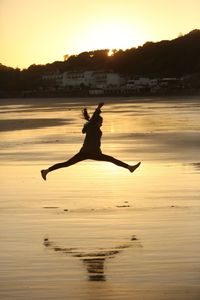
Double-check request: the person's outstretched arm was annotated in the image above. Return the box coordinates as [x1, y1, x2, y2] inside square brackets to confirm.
[82, 103, 104, 133]
[90, 102, 104, 122]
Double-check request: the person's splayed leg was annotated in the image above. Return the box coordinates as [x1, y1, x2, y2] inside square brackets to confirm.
[41, 169, 48, 181]
[129, 162, 141, 173]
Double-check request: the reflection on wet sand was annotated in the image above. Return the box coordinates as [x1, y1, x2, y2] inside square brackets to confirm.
[190, 162, 200, 172]
[1, 98, 200, 300]
[44, 236, 141, 281]
[0, 118, 71, 132]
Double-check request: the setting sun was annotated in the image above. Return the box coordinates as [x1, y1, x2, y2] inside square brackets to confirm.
[108, 49, 114, 56]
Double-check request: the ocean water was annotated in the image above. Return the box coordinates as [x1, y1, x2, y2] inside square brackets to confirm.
[0, 96, 200, 300]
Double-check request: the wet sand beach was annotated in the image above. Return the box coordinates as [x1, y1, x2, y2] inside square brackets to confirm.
[0, 96, 200, 300]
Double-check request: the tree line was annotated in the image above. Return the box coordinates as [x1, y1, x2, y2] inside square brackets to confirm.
[0, 29, 200, 92]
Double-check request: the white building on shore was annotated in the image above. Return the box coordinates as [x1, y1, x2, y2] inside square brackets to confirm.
[62, 71, 125, 88]
[42, 71, 63, 88]
[42, 71, 182, 93]
[62, 71, 93, 87]
[126, 77, 158, 91]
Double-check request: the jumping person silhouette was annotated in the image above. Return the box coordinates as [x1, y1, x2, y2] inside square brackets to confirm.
[41, 102, 141, 180]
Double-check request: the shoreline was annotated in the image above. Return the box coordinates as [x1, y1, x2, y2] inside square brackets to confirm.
[0, 93, 200, 107]
[0, 88, 200, 100]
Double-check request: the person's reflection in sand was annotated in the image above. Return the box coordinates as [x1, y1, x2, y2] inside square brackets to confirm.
[43, 235, 142, 281]
[83, 258, 106, 281]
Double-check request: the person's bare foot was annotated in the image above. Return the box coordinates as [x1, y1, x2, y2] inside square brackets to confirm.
[41, 169, 48, 181]
[129, 162, 141, 173]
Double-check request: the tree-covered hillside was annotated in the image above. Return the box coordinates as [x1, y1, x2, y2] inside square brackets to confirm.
[0, 29, 200, 92]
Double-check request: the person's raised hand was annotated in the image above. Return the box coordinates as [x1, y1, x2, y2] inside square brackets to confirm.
[98, 102, 104, 109]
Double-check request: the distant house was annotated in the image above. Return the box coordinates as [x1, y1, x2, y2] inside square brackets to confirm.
[42, 70, 126, 92]
[62, 71, 93, 88]
[159, 78, 182, 88]
[91, 72, 107, 88]
[91, 71, 125, 88]
[42, 71, 63, 89]
[126, 77, 158, 91]
[62, 71, 125, 89]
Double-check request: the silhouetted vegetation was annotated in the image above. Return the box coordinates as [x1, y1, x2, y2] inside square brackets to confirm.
[0, 29, 200, 94]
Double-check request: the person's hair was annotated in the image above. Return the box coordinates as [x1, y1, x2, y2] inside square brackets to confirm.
[82, 108, 90, 121]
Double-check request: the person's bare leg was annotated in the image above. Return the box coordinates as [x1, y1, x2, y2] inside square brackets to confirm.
[93, 153, 141, 172]
[41, 152, 86, 180]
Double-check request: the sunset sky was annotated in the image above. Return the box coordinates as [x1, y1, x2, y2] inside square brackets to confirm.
[1, 0, 200, 69]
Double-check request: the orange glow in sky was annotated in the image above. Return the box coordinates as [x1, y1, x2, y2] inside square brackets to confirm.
[0, 0, 200, 69]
